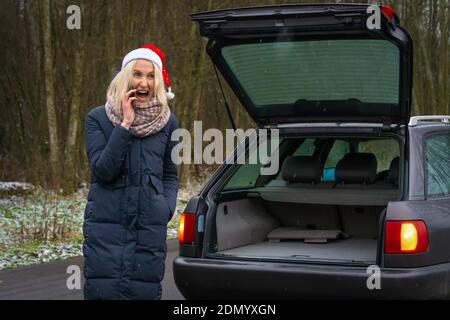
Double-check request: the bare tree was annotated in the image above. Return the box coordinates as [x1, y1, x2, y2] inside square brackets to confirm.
[1, 0, 449, 190]
[40, 0, 61, 188]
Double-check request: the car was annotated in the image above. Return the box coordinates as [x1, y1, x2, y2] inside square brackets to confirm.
[173, 3, 450, 299]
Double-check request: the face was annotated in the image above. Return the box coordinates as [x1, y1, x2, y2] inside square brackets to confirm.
[131, 59, 155, 104]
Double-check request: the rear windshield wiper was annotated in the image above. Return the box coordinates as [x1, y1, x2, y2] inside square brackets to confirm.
[294, 98, 363, 104]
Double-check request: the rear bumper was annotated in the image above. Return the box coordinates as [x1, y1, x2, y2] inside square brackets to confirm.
[173, 257, 450, 299]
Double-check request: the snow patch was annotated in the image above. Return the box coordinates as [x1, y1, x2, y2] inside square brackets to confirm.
[0, 181, 32, 191]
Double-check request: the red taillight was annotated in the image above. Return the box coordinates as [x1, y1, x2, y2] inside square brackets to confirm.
[381, 5, 395, 22]
[178, 213, 196, 244]
[385, 221, 429, 254]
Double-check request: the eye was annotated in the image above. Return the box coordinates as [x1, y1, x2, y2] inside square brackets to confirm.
[133, 71, 142, 77]
[147, 74, 155, 79]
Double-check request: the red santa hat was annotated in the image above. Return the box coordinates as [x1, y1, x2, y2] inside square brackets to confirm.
[121, 44, 174, 100]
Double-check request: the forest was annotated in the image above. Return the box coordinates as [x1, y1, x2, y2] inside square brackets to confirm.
[0, 0, 449, 193]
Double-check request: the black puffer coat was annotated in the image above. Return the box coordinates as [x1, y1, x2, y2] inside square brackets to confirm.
[82, 105, 179, 300]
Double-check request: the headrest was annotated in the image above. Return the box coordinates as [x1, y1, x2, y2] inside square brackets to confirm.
[282, 156, 322, 183]
[388, 157, 400, 186]
[335, 153, 377, 184]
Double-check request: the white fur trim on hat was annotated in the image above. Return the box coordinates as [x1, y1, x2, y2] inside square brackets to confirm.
[166, 87, 175, 100]
[121, 48, 162, 71]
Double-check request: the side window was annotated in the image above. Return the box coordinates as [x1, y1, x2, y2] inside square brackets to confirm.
[222, 164, 262, 190]
[425, 133, 450, 198]
[293, 138, 316, 156]
[223, 138, 282, 191]
[324, 140, 350, 168]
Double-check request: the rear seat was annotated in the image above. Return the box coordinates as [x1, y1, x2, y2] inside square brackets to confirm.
[335, 153, 377, 185]
[278, 155, 334, 189]
[281, 156, 322, 184]
[388, 156, 400, 186]
[267, 154, 394, 238]
[334, 153, 398, 190]
[260, 154, 399, 206]
[270, 153, 399, 189]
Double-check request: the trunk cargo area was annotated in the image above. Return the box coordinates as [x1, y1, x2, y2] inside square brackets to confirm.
[213, 198, 384, 264]
[219, 239, 377, 263]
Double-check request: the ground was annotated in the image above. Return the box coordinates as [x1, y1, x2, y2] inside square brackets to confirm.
[0, 180, 203, 270]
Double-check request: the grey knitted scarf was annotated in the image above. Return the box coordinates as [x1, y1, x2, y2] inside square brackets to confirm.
[105, 98, 170, 138]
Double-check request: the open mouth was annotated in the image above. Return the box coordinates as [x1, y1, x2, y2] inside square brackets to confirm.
[136, 90, 149, 98]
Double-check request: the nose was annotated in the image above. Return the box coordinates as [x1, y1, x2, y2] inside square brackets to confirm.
[139, 79, 148, 89]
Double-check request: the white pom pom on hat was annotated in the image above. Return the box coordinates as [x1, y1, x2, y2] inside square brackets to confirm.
[121, 44, 175, 100]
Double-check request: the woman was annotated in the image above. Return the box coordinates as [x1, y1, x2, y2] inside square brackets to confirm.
[83, 44, 179, 300]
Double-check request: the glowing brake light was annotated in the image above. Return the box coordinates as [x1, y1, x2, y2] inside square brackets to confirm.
[385, 221, 429, 254]
[400, 223, 418, 251]
[178, 213, 196, 244]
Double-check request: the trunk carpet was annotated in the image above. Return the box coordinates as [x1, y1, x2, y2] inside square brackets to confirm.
[218, 238, 377, 263]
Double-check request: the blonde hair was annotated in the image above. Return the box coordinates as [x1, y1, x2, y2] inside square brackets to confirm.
[106, 59, 168, 114]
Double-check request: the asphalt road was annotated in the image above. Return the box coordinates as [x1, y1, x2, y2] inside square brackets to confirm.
[0, 240, 184, 300]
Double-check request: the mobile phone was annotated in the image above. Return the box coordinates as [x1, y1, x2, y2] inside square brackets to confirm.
[128, 86, 137, 107]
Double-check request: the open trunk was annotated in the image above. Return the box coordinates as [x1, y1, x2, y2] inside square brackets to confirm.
[212, 198, 384, 265]
[205, 135, 401, 266]
[192, 3, 413, 127]
[191, 5, 409, 265]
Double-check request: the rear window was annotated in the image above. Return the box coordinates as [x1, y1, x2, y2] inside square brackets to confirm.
[322, 138, 399, 181]
[359, 139, 400, 172]
[222, 137, 400, 191]
[222, 39, 400, 107]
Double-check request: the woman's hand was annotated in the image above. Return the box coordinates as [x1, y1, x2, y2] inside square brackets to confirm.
[121, 89, 137, 129]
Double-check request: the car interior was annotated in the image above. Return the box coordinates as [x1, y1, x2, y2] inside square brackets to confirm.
[210, 136, 401, 265]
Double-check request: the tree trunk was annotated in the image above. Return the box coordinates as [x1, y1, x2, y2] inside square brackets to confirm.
[439, 0, 449, 114]
[63, 29, 86, 193]
[107, 1, 117, 75]
[40, 0, 60, 189]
